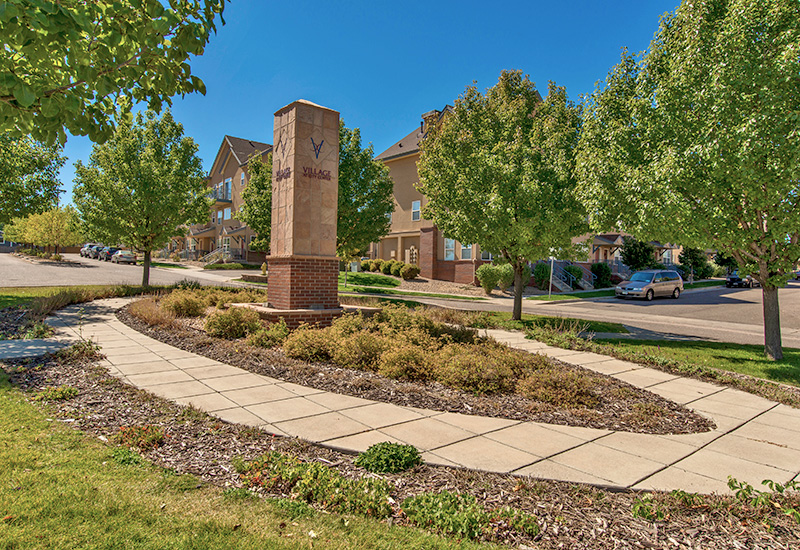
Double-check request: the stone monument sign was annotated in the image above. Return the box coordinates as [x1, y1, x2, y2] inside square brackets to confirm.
[266, 100, 342, 325]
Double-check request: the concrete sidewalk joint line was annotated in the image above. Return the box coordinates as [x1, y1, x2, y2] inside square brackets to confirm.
[2, 296, 799, 495]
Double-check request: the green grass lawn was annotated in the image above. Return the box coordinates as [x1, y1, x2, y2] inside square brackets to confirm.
[0, 370, 489, 550]
[527, 280, 725, 300]
[483, 311, 627, 334]
[594, 338, 800, 387]
[337, 271, 400, 288]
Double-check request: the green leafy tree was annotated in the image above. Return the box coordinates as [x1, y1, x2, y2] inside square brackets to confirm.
[714, 252, 739, 274]
[25, 206, 81, 254]
[577, 0, 800, 359]
[73, 109, 211, 285]
[418, 71, 587, 319]
[0, 0, 226, 144]
[0, 135, 65, 224]
[2, 216, 30, 244]
[337, 120, 394, 261]
[237, 152, 272, 253]
[620, 238, 656, 272]
[679, 247, 711, 279]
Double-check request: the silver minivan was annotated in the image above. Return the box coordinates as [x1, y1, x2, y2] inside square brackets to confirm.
[615, 269, 684, 300]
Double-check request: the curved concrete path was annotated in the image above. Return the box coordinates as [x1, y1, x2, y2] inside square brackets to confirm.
[8, 298, 800, 495]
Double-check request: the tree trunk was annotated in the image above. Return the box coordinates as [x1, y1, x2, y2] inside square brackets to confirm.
[762, 285, 783, 360]
[513, 263, 524, 320]
[142, 250, 151, 287]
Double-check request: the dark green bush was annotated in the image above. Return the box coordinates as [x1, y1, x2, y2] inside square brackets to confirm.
[360, 260, 371, 271]
[381, 259, 396, 275]
[370, 259, 385, 272]
[591, 262, 612, 288]
[533, 262, 551, 289]
[400, 264, 420, 280]
[476, 264, 501, 294]
[497, 263, 515, 291]
[564, 265, 583, 289]
[204, 306, 262, 338]
[390, 261, 405, 277]
[355, 442, 422, 473]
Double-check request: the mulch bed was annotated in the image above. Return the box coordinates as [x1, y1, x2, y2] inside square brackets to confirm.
[2, 349, 797, 550]
[116, 305, 714, 435]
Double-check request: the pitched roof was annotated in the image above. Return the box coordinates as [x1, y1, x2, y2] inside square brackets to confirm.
[375, 106, 453, 162]
[224, 135, 272, 166]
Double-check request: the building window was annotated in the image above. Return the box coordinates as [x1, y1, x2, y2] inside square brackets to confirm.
[444, 238, 455, 261]
[411, 200, 421, 221]
[223, 207, 231, 220]
[223, 237, 230, 252]
[217, 210, 222, 224]
[240, 173, 245, 186]
[224, 178, 232, 200]
[481, 250, 493, 261]
[461, 243, 472, 260]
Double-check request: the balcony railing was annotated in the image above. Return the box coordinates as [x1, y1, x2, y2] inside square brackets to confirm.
[210, 188, 231, 203]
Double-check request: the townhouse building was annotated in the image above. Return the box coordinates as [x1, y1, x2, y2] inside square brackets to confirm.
[173, 135, 271, 263]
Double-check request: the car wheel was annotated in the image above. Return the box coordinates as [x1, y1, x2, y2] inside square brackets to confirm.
[672, 288, 680, 299]
[645, 289, 654, 301]
[725, 283, 731, 288]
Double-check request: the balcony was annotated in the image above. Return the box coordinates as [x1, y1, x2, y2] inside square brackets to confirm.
[210, 187, 232, 205]
[189, 222, 216, 237]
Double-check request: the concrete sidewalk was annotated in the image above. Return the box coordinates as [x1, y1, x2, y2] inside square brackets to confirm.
[5, 298, 800, 495]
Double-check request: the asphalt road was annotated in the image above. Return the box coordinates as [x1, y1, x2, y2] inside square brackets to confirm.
[0, 252, 238, 288]
[4, 252, 799, 348]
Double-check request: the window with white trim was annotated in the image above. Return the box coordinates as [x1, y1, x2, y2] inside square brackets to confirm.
[481, 250, 493, 261]
[223, 237, 230, 252]
[411, 200, 421, 221]
[223, 207, 231, 220]
[216, 210, 222, 224]
[444, 238, 455, 261]
[240, 173, 245, 186]
[461, 243, 472, 260]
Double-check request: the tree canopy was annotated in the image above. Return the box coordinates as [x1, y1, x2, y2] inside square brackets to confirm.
[0, 0, 226, 144]
[577, 0, 800, 359]
[4, 206, 81, 253]
[418, 71, 587, 319]
[0, 135, 64, 224]
[620, 238, 656, 272]
[336, 120, 394, 261]
[238, 152, 272, 253]
[73, 109, 211, 285]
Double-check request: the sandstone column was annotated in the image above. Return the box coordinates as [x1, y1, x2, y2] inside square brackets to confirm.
[267, 100, 340, 311]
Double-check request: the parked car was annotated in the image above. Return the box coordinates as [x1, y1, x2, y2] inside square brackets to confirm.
[726, 270, 759, 288]
[89, 245, 105, 259]
[615, 269, 683, 301]
[80, 243, 100, 257]
[111, 250, 137, 264]
[99, 247, 120, 261]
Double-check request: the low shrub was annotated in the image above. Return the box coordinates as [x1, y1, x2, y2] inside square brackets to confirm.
[360, 260, 371, 271]
[52, 253, 62, 262]
[239, 451, 392, 518]
[204, 306, 262, 338]
[246, 318, 290, 348]
[24, 320, 54, 339]
[160, 290, 205, 317]
[170, 252, 181, 262]
[116, 425, 165, 450]
[381, 260, 396, 275]
[497, 263, 515, 291]
[476, 264, 501, 295]
[516, 367, 600, 408]
[400, 264, 420, 280]
[377, 344, 430, 380]
[533, 262, 551, 289]
[390, 261, 405, 277]
[370, 259, 384, 272]
[355, 442, 422, 473]
[434, 344, 520, 394]
[129, 297, 176, 327]
[53, 340, 104, 362]
[283, 326, 334, 362]
[591, 262, 612, 288]
[331, 331, 392, 370]
[33, 385, 79, 401]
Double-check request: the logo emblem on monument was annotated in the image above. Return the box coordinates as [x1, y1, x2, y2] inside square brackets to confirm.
[311, 137, 324, 160]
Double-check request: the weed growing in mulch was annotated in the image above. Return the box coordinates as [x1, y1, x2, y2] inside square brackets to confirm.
[116, 425, 166, 450]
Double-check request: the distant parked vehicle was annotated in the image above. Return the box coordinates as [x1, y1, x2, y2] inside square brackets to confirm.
[111, 250, 137, 264]
[726, 270, 759, 288]
[99, 247, 120, 261]
[89, 245, 105, 259]
[615, 269, 683, 301]
[80, 243, 100, 257]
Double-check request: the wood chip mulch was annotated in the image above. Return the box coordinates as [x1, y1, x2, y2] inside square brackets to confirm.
[116, 306, 714, 435]
[2, 350, 798, 550]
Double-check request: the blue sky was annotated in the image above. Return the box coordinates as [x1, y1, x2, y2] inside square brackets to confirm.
[59, 0, 680, 202]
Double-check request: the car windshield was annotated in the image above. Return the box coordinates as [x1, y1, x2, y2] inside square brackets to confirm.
[629, 272, 654, 283]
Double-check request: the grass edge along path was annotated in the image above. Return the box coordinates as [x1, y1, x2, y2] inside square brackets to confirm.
[0, 369, 493, 550]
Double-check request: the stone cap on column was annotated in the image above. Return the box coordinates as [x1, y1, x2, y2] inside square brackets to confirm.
[274, 99, 339, 116]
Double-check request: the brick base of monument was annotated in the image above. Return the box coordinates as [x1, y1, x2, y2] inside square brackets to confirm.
[231, 303, 381, 330]
[266, 256, 340, 310]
